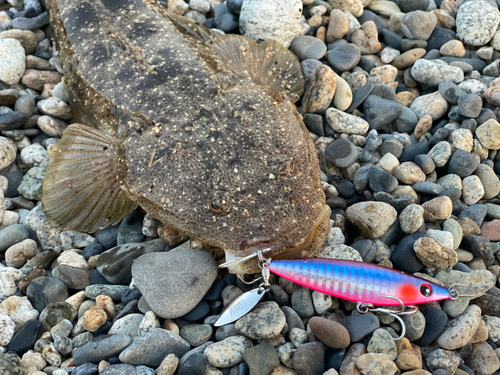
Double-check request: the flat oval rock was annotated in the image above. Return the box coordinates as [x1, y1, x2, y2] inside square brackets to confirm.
[131, 245, 218, 319]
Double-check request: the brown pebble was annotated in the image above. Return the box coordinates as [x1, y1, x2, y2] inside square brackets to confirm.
[316, 26, 326, 42]
[394, 162, 426, 185]
[302, 65, 337, 114]
[421, 196, 452, 222]
[433, 9, 455, 29]
[413, 115, 433, 139]
[395, 91, 415, 107]
[21, 69, 62, 91]
[25, 55, 54, 71]
[339, 343, 366, 374]
[83, 305, 107, 332]
[95, 295, 115, 320]
[327, 9, 349, 43]
[392, 48, 426, 69]
[308, 316, 350, 349]
[480, 219, 500, 241]
[350, 21, 381, 54]
[457, 217, 481, 237]
[0, 29, 37, 54]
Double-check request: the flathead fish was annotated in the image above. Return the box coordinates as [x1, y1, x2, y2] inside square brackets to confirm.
[42, 0, 331, 273]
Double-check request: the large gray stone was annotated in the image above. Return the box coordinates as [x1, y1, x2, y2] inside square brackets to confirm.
[131, 244, 217, 319]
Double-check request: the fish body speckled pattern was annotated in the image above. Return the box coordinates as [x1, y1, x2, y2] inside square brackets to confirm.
[268, 259, 453, 305]
[42, 0, 331, 274]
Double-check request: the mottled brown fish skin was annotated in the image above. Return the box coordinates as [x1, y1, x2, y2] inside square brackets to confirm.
[45, 0, 330, 273]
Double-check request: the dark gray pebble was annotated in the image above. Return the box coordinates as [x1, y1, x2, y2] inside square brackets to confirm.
[95, 224, 120, 249]
[327, 43, 361, 71]
[396, 0, 429, 12]
[390, 233, 426, 273]
[291, 287, 315, 318]
[53, 264, 92, 291]
[72, 363, 99, 375]
[458, 94, 482, 118]
[440, 57, 486, 72]
[293, 342, 325, 375]
[373, 192, 414, 214]
[204, 279, 227, 301]
[26, 276, 68, 312]
[448, 150, 479, 178]
[466, 235, 494, 260]
[180, 324, 212, 347]
[290, 35, 327, 61]
[476, 108, 496, 125]
[226, 0, 243, 14]
[117, 212, 144, 245]
[438, 81, 466, 105]
[328, 176, 355, 198]
[243, 341, 279, 375]
[346, 83, 373, 113]
[268, 284, 290, 306]
[303, 113, 324, 136]
[281, 306, 305, 332]
[358, 10, 384, 35]
[11, 11, 49, 30]
[182, 300, 210, 321]
[459, 204, 488, 226]
[363, 95, 402, 131]
[213, 3, 238, 32]
[368, 165, 398, 193]
[340, 314, 380, 342]
[399, 142, 429, 162]
[415, 154, 435, 174]
[101, 364, 138, 375]
[370, 84, 396, 102]
[382, 29, 402, 51]
[325, 138, 358, 168]
[119, 328, 190, 367]
[0, 223, 30, 251]
[215, 323, 239, 342]
[7, 319, 43, 355]
[85, 285, 129, 302]
[426, 26, 455, 51]
[81, 243, 104, 260]
[96, 239, 166, 285]
[413, 182, 444, 196]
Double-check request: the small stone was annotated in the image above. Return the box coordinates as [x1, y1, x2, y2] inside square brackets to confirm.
[481, 220, 500, 241]
[368, 165, 399, 193]
[302, 65, 336, 113]
[345, 201, 397, 239]
[17, 166, 46, 200]
[401, 10, 437, 40]
[83, 305, 107, 332]
[293, 342, 325, 375]
[422, 196, 453, 222]
[235, 301, 286, 339]
[180, 324, 212, 347]
[73, 334, 133, 366]
[414, 237, 458, 270]
[39, 302, 77, 332]
[392, 48, 426, 69]
[119, 328, 190, 367]
[0, 296, 39, 331]
[367, 328, 396, 360]
[457, 94, 482, 118]
[428, 141, 452, 167]
[289, 327, 307, 347]
[204, 335, 252, 368]
[436, 304, 482, 350]
[476, 119, 500, 150]
[350, 21, 381, 54]
[341, 314, 380, 342]
[395, 337, 421, 371]
[239, 0, 307, 48]
[411, 59, 464, 87]
[332, 75, 352, 111]
[399, 204, 425, 234]
[21, 69, 62, 91]
[410, 91, 449, 121]
[243, 341, 279, 375]
[325, 107, 369, 135]
[0, 136, 16, 170]
[0, 313, 15, 346]
[0, 38, 25, 85]
[312, 291, 332, 314]
[309, 316, 350, 349]
[426, 349, 461, 373]
[456, 0, 500, 47]
[5, 238, 37, 268]
[462, 175, 484, 205]
[327, 9, 349, 43]
[156, 353, 179, 375]
[356, 353, 398, 375]
[394, 162, 425, 185]
[324, 138, 357, 168]
[377, 153, 399, 175]
[290, 35, 327, 61]
[37, 115, 68, 138]
[465, 341, 500, 375]
[327, 43, 361, 71]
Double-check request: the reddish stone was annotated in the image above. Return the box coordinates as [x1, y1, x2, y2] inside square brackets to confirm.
[480, 220, 500, 241]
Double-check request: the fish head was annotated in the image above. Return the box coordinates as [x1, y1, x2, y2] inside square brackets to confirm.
[117, 88, 330, 274]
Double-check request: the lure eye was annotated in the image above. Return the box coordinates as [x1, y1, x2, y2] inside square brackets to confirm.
[420, 283, 433, 297]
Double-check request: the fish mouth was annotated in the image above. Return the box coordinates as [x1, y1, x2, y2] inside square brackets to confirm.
[222, 204, 331, 274]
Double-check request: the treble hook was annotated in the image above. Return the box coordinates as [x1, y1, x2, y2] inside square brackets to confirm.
[356, 295, 418, 341]
[448, 283, 478, 300]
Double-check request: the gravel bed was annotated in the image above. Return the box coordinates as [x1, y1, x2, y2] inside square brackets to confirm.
[1, 0, 500, 374]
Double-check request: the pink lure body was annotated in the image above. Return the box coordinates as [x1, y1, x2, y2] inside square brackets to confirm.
[268, 259, 453, 306]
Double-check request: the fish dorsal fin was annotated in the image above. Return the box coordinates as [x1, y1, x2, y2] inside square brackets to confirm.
[42, 124, 137, 233]
[167, 12, 223, 42]
[209, 35, 304, 103]
[164, 13, 304, 103]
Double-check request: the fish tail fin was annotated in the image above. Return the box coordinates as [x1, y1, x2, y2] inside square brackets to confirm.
[42, 124, 137, 233]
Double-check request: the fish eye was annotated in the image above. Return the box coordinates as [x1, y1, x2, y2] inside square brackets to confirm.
[209, 190, 231, 216]
[420, 283, 432, 297]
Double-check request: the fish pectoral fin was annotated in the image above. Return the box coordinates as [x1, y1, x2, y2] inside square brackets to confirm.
[42, 124, 137, 233]
[209, 35, 305, 103]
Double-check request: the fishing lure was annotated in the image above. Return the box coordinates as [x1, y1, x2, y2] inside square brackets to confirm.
[215, 251, 472, 339]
